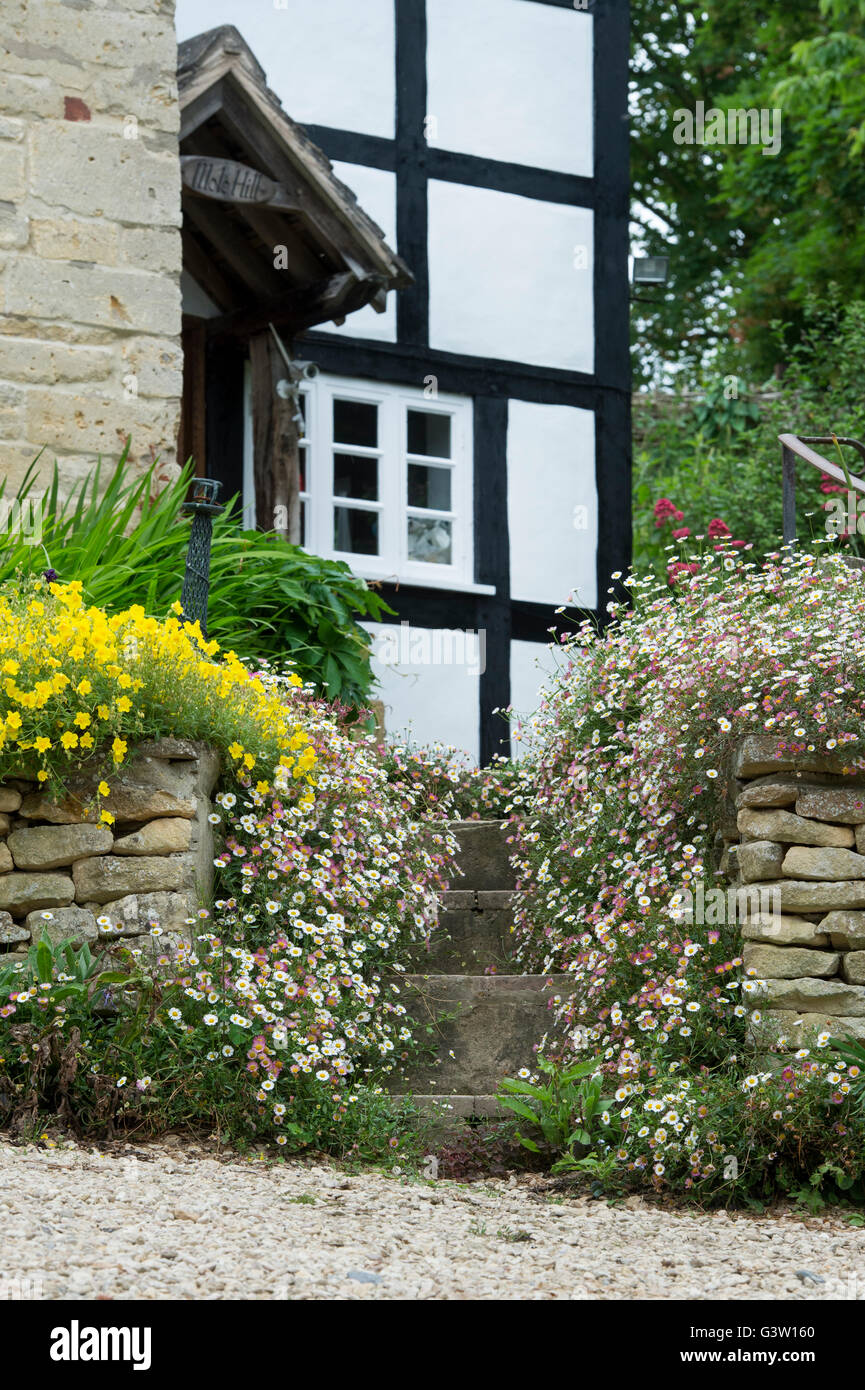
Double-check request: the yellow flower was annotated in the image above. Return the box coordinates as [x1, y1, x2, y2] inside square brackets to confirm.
[34, 737, 51, 753]
[79, 733, 94, 750]
[77, 679, 92, 696]
[73, 712, 91, 728]
[111, 737, 127, 764]
[100, 810, 115, 825]
[37, 769, 48, 782]
[60, 732, 78, 751]
[98, 781, 110, 797]
[115, 696, 132, 713]
[5, 711, 21, 730]
[242, 753, 255, 770]
[97, 705, 110, 721]
[228, 742, 243, 760]
[117, 673, 132, 689]
[255, 780, 270, 796]
[2, 659, 19, 675]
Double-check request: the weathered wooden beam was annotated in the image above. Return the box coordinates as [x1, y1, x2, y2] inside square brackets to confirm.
[215, 79, 369, 275]
[178, 317, 207, 474]
[180, 78, 227, 142]
[183, 196, 286, 303]
[181, 226, 242, 313]
[206, 271, 366, 341]
[234, 203, 327, 281]
[249, 331, 300, 539]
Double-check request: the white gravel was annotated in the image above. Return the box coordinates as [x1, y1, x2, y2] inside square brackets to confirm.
[1, 1139, 862, 1300]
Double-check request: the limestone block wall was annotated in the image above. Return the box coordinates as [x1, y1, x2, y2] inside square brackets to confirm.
[0, 739, 219, 959]
[0, 0, 183, 494]
[723, 736, 865, 1052]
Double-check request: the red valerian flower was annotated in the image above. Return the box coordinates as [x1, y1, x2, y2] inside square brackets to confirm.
[653, 498, 678, 528]
[819, 472, 846, 495]
[707, 518, 731, 539]
[667, 561, 699, 585]
[672, 526, 691, 540]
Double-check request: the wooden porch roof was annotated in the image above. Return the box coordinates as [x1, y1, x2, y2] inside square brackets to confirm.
[177, 25, 413, 340]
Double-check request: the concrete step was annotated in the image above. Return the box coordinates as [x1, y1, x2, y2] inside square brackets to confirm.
[446, 820, 515, 892]
[403, 1094, 509, 1119]
[395, 973, 569, 1096]
[389, 1094, 513, 1137]
[407, 890, 519, 974]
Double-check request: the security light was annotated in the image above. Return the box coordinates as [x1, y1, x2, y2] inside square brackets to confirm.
[631, 256, 670, 287]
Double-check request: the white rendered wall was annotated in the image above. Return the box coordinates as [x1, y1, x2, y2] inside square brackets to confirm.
[363, 622, 481, 762]
[507, 400, 597, 609]
[426, 0, 593, 176]
[175, 0, 396, 138]
[509, 639, 560, 761]
[318, 163, 398, 342]
[428, 182, 594, 371]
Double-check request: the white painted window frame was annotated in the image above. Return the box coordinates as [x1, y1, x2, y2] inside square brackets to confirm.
[300, 373, 476, 589]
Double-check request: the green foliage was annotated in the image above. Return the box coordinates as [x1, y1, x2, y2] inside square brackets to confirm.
[724, 0, 865, 371]
[634, 293, 865, 574]
[382, 744, 528, 821]
[630, 0, 821, 382]
[2, 450, 391, 703]
[0, 693, 455, 1160]
[0, 928, 431, 1163]
[0, 932, 135, 1007]
[630, 0, 865, 382]
[498, 1054, 619, 1173]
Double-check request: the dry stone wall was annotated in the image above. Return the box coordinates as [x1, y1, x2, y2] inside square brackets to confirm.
[0, 739, 218, 959]
[722, 735, 865, 1053]
[0, 0, 183, 492]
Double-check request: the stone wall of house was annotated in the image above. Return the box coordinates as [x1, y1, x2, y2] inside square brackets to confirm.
[0, 739, 219, 959]
[0, 0, 183, 495]
[722, 735, 865, 1054]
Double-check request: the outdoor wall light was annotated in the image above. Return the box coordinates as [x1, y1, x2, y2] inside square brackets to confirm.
[631, 256, 670, 287]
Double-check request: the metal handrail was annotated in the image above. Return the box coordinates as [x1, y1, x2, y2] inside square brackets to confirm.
[778, 434, 865, 544]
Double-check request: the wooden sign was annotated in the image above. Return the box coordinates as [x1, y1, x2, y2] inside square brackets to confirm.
[181, 155, 278, 205]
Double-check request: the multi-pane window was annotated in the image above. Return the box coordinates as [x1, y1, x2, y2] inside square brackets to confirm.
[292, 375, 472, 585]
[406, 408, 454, 565]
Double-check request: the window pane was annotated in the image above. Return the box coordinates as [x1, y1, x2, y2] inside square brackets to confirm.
[407, 410, 451, 458]
[299, 500, 306, 547]
[334, 453, 378, 501]
[408, 463, 451, 511]
[299, 445, 307, 495]
[334, 398, 378, 447]
[335, 506, 379, 555]
[408, 516, 452, 565]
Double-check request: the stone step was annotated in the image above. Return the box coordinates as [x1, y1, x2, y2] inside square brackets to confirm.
[445, 820, 515, 892]
[404, 1094, 509, 1119]
[395, 973, 569, 1096]
[407, 890, 519, 974]
[390, 1094, 513, 1136]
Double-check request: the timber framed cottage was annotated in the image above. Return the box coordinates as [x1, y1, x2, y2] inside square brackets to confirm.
[0, 0, 630, 762]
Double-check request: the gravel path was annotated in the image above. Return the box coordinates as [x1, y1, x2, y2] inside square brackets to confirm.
[1, 1139, 862, 1300]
